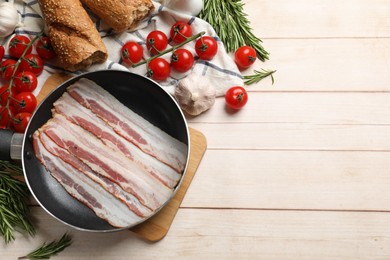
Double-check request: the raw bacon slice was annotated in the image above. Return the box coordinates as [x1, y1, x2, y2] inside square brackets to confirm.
[42, 114, 172, 211]
[32, 131, 142, 228]
[38, 129, 152, 218]
[67, 78, 187, 172]
[53, 93, 182, 189]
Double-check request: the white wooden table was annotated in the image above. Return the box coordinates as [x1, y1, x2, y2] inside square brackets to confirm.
[3, 0, 390, 258]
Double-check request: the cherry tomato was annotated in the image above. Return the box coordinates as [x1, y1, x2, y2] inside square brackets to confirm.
[225, 86, 248, 110]
[8, 35, 32, 59]
[35, 36, 56, 60]
[0, 86, 16, 106]
[13, 71, 38, 93]
[0, 59, 19, 80]
[20, 54, 44, 76]
[0, 106, 16, 129]
[13, 112, 32, 133]
[195, 36, 218, 61]
[171, 49, 194, 73]
[147, 58, 170, 81]
[12, 92, 37, 113]
[234, 46, 256, 69]
[146, 30, 168, 56]
[0, 46, 4, 60]
[170, 21, 192, 44]
[121, 41, 143, 65]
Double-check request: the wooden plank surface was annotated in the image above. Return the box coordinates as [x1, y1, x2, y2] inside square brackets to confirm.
[245, 0, 390, 38]
[192, 123, 390, 150]
[182, 150, 390, 210]
[3, 208, 390, 259]
[5, 0, 390, 259]
[249, 39, 390, 91]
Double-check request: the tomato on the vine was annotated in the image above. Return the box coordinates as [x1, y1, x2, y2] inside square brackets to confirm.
[234, 46, 256, 69]
[195, 36, 218, 61]
[12, 92, 37, 113]
[225, 86, 248, 110]
[146, 30, 168, 56]
[13, 112, 32, 133]
[121, 41, 143, 65]
[8, 35, 32, 59]
[170, 21, 192, 44]
[36, 36, 56, 60]
[0, 106, 16, 129]
[0, 59, 19, 80]
[147, 58, 170, 81]
[0, 46, 4, 60]
[0, 86, 16, 106]
[20, 54, 44, 76]
[13, 71, 38, 93]
[171, 49, 194, 73]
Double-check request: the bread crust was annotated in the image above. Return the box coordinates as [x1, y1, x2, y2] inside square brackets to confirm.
[80, 0, 154, 33]
[38, 0, 108, 72]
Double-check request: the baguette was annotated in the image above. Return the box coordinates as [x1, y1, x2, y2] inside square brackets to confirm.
[38, 0, 108, 72]
[80, 0, 154, 33]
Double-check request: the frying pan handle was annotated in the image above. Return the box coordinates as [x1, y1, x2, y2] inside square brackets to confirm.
[0, 129, 23, 161]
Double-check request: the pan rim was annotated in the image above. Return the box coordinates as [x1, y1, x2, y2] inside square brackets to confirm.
[22, 69, 190, 232]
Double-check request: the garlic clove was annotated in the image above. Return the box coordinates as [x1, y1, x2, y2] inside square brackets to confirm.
[0, 2, 21, 38]
[174, 72, 216, 116]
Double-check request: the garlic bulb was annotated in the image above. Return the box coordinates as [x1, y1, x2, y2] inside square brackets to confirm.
[174, 72, 216, 116]
[156, 0, 204, 16]
[0, 2, 21, 38]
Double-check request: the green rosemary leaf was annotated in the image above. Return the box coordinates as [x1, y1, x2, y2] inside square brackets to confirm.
[199, 0, 269, 61]
[0, 160, 23, 176]
[0, 161, 35, 243]
[19, 233, 73, 260]
[243, 69, 276, 85]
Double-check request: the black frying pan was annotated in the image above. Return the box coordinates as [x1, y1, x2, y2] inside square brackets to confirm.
[0, 70, 190, 232]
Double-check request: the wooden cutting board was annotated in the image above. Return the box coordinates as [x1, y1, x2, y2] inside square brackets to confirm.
[39, 73, 207, 242]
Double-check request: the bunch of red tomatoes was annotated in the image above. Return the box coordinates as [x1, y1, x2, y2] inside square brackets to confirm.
[121, 21, 219, 81]
[0, 34, 55, 132]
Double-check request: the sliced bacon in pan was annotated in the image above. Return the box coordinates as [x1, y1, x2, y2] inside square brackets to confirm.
[32, 131, 142, 228]
[37, 129, 153, 218]
[42, 114, 172, 211]
[67, 78, 187, 173]
[53, 93, 182, 189]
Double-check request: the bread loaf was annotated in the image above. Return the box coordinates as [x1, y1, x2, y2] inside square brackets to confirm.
[80, 0, 154, 33]
[38, 0, 108, 72]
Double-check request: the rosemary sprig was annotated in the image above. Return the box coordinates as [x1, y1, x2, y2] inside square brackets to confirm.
[0, 160, 24, 176]
[243, 69, 276, 85]
[0, 161, 35, 243]
[199, 0, 269, 61]
[19, 233, 73, 259]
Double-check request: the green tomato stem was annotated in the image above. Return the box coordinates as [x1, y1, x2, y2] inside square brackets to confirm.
[132, 31, 205, 68]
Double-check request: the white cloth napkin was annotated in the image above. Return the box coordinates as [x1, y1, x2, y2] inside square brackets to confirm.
[0, 0, 243, 98]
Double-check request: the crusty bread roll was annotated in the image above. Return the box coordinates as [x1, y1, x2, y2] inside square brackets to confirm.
[38, 0, 108, 72]
[80, 0, 154, 33]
